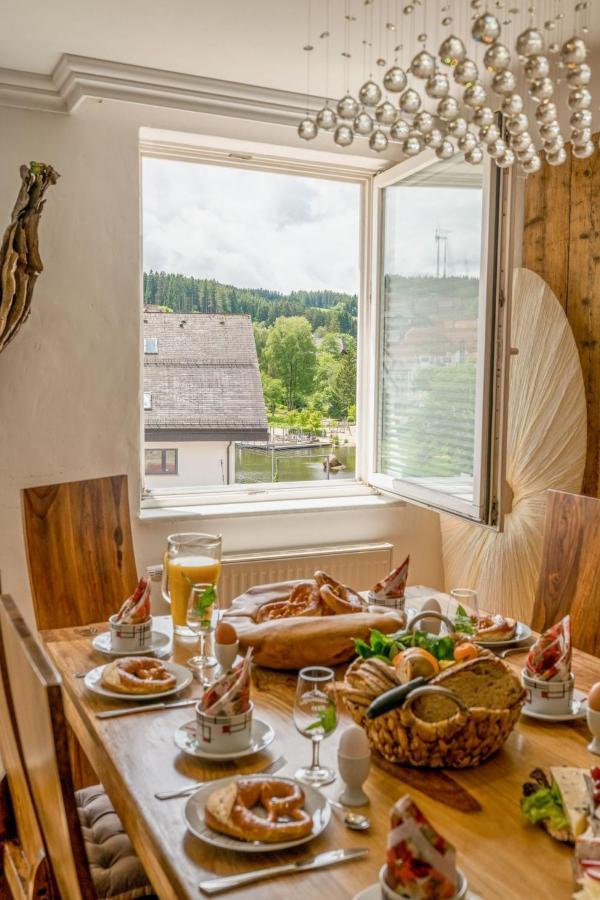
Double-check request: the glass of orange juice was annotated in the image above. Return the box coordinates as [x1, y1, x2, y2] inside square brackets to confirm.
[162, 533, 222, 637]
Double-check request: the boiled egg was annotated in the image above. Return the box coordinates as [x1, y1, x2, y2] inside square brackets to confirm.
[338, 725, 370, 759]
[215, 621, 237, 645]
[588, 682, 600, 712]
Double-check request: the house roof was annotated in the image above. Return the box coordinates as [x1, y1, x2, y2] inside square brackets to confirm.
[143, 313, 268, 441]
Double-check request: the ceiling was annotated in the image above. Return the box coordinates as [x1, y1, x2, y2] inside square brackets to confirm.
[2, 0, 599, 99]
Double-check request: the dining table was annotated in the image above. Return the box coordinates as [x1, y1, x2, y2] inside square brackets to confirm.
[41, 588, 598, 900]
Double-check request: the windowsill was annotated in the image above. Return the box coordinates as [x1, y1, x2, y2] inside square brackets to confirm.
[138, 490, 404, 522]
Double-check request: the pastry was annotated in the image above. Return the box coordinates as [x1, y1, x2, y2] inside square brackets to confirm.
[473, 613, 516, 642]
[205, 777, 312, 843]
[100, 657, 176, 694]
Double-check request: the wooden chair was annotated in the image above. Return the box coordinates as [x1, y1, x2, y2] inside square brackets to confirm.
[22, 475, 138, 631]
[531, 489, 600, 656]
[0, 594, 154, 899]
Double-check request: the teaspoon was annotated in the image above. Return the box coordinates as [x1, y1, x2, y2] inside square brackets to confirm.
[328, 799, 371, 831]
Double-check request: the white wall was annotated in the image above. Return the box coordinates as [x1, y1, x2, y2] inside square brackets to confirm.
[144, 440, 234, 489]
[0, 99, 444, 629]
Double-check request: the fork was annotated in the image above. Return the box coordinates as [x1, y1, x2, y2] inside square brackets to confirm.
[154, 755, 286, 801]
[496, 646, 531, 659]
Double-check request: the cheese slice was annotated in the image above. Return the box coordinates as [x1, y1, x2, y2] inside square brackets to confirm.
[551, 767, 591, 839]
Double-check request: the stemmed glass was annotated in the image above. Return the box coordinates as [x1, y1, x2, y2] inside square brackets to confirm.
[186, 583, 218, 678]
[450, 588, 479, 621]
[293, 666, 337, 786]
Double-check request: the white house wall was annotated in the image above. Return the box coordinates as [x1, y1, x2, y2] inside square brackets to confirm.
[144, 440, 234, 489]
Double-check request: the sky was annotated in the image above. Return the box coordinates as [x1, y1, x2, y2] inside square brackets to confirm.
[142, 157, 361, 296]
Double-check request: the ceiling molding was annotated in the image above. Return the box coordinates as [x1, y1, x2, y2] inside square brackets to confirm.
[0, 53, 326, 125]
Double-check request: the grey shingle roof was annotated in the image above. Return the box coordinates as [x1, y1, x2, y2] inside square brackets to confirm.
[143, 313, 268, 441]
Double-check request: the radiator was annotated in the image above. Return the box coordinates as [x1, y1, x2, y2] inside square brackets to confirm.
[219, 542, 393, 606]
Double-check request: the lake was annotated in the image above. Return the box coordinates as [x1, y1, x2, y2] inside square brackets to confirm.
[235, 444, 356, 484]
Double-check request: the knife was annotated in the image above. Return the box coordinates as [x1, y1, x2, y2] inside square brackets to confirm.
[155, 755, 286, 801]
[198, 847, 369, 895]
[96, 698, 197, 719]
[366, 677, 426, 719]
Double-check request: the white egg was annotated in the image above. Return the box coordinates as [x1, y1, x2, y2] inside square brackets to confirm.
[338, 725, 371, 758]
[588, 682, 600, 712]
[420, 597, 442, 634]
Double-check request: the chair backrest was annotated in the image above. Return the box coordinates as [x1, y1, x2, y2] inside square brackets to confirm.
[0, 596, 52, 898]
[531, 489, 600, 656]
[22, 474, 138, 630]
[0, 594, 95, 899]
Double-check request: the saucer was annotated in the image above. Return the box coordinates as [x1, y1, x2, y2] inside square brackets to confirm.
[174, 718, 275, 760]
[521, 689, 587, 722]
[92, 630, 171, 658]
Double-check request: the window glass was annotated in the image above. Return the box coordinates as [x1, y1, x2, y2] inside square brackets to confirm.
[144, 448, 177, 475]
[144, 337, 158, 354]
[143, 392, 152, 410]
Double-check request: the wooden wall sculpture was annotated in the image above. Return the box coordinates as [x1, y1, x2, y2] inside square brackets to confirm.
[0, 162, 59, 353]
[523, 136, 600, 497]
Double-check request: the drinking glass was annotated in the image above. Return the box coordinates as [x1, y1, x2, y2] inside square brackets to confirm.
[450, 588, 479, 621]
[293, 666, 337, 786]
[162, 533, 222, 637]
[186, 583, 219, 675]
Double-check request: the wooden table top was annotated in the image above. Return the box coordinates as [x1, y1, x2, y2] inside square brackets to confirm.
[42, 601, 600, 900]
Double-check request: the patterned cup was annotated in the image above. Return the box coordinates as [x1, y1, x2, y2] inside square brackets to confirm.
[379, 865, 467, 899]
[109, 615, 152, 652]
[195, 701, 253, 754]
[521, 669, 574, 715]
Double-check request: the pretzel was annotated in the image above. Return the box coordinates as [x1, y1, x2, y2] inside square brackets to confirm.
[205, 777, 313, 843]
[101, 657, 177, 695]
[256, 582, 322, 622]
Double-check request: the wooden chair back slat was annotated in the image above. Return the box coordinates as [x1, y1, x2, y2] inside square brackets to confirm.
[531, 489, 600, 656]
[0, 595, 95, 899]
[22, 474, 138, 630]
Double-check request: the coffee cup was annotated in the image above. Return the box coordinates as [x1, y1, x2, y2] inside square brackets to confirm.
[109, 614, 152, 652]
[522, 669, 574, 715]
[195, 701, 253, 753]
[379, 865, 467, 899]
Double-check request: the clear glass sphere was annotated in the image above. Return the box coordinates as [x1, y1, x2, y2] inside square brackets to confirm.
[402, 134, 424, 156]
[458, 132, 478, 152]
[492, 70, 517, 95]
[502, 93, 524, 116]
[546, 147, 567, 166]
[425, 73, 450, 99]
[463, 82, 487, 108]
[337, 95, 360, 119]
[570, 109, 592, 130]
[399, 88, 422, 113]
[358, 81, 382, 108]
[424, 128, 444, 148]
[465, 145, 484, 164]
[383, 66, 407, 93]
[410, 50, 436, 79]
[506, 113, 529, 135]
[414, 111, 435, 134]
[535, 100, 558, 123]
[353, 111, 374, 135]
[566, 63, 592, 87]
[496, 148, 516, 168]
[516, 28, 545, 57]
[471, 13, 501, 44]
[437, 96, 459, 121]
[522, 154, 542, 174]
[439, 35, 467, 66]
[473, 106, 495, 127]
[560, 36, 587, 65]
[334, 124, 354, 146]
[567, 88, 592, 111]
[390, 118, 411, 140]
[483, 43, 511, 72]
[298, 117, 318, 140]
[435, 139, 456, 159]
[572, 141, 594, 159]
[528, 77, 554, 103]
[375, 101, 398, 125]
[487, 137, 507, 158]
[447, 116, 468, 137]
[479, 123, 501, 144]
[524, 55, 550, 80]
[316, 106, 337, 131]
[369, 129, 389, 152]
[454, 58, 479, 85]
[538, 120, 561, 141]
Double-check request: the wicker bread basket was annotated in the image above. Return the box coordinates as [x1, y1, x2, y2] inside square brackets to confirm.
[337, 654, 525, 769]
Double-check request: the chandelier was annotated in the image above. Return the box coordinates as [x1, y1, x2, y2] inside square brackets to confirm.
[297, 0, 594, 173]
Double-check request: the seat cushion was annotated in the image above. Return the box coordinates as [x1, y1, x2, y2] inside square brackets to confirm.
[75, 785, 153, 900]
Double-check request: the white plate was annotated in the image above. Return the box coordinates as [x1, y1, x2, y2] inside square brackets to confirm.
[353, 869, 471, 900]
[521, 689, 587, 722]
[92, 630, 171, 658]
[174, 718, 275, 760]
[84, 661, 192, 701]
[475, 621, 532, 649]
[185, 774, 330, 853]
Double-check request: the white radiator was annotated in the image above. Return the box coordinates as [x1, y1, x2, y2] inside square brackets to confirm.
[219, 542, 393, 606]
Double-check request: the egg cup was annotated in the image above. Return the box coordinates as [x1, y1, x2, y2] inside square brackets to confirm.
[215, 640, 239, 672]
[587, 707, 600, 756]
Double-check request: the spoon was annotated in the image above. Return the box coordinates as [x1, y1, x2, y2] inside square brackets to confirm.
[328, 799, 371, 831]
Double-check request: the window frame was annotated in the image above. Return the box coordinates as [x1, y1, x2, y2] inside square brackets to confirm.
[144, 447, 178, 476]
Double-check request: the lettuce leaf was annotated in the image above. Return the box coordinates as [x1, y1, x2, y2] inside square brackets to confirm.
[454, 604, 475, 636]
[353, 629, 455, 661]
[520, 782, 569, 832]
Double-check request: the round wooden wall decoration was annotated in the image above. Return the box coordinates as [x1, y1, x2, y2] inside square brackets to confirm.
[441, 267, 587, 623]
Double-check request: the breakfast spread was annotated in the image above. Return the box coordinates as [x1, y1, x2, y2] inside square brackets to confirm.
[198, 649, 252, 716]
[384, 795, 459, 898]
[205, 777, 313, 843]
[100, 657, 177, 694]
[114, 577, 151, 624]
[452, 603, 517, 643]
[369, 556, 410, 606]
[526, 615, 571, 681]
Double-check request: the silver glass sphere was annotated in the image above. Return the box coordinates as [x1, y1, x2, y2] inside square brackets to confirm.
[439, 35, 467, 66]
[437, 96, 459, 121]
[501, 93, 524, 116]
[516, 28, 545, 57]
[516, 143, 537, 162]
[506, 113, 529, 135]
[399, 88, 422, 114]
[538, 120, 561, 141]
[544, 135, 565, 154]
[369, 129, 389, 152]
[487, 138, 507, 159]
[522, 154, 542, 174]
[337, 95, 360, 119]
[425, 73, 450, 99]
[463, 82, 487, 108]
[414, 111, 435, 134]
[402, 134, 424, 157]
[572, 127, 592, 146]
[570, 109, 592, 130]
[465, 145, 484, 165]
[496, 148, 516, 168]
[436, 139, 455, 160]
[479, 123, 501, 144]
[483, 43, 511, 72]
[472, 13, 501, 44]
[334, 124, 354, 146]
[390, 118, 411, 140]
[546, 147, 567, 166]
[473, 105, 495, 127]
[528, 77, 554, 103]
[316, 106, 337, 131]
[572, 140, 595, 159]
[458, 132, 478, 152]
[524, 55, 550, 80]
[423, 127, 444, 149]
[492, 70, 517, 95]
[375, 101, 398, 125]
[383, 66, 407, 93]
[568, 88, 592, 111]
[454, 58, 479, 85]
[447, 116, 468, 137]
[565, 63, 592, 87]
[511, 131, 533, 151]
[410, 50, 436, 79]
[535, 100, 558, 124]
[358, 81, 382, 108]
[353, 111, 374, 135]
[560, 36, 587, 65]
[298, 117, 318, 140]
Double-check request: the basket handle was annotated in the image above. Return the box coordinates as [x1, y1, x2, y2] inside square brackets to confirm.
[408, 610, 455, 633]
[404, 684, 468, 716]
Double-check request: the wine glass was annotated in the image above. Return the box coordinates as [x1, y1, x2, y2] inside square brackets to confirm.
[186, 582, 218, 677]
[450, 588, 479, 622]
[293, 666, 337, 786]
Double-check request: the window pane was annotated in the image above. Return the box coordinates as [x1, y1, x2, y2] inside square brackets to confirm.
[378, 158, 484, 507]
[144, 337, 158, 354]
[144, 449, 163, 474]
[143, 392, 152, 410]
[164, 449, 177, 474]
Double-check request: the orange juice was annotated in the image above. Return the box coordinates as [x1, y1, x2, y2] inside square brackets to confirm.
[166, 555, 222, 627]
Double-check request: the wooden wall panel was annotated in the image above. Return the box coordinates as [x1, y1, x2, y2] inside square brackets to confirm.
[523, 137, 600, 497]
